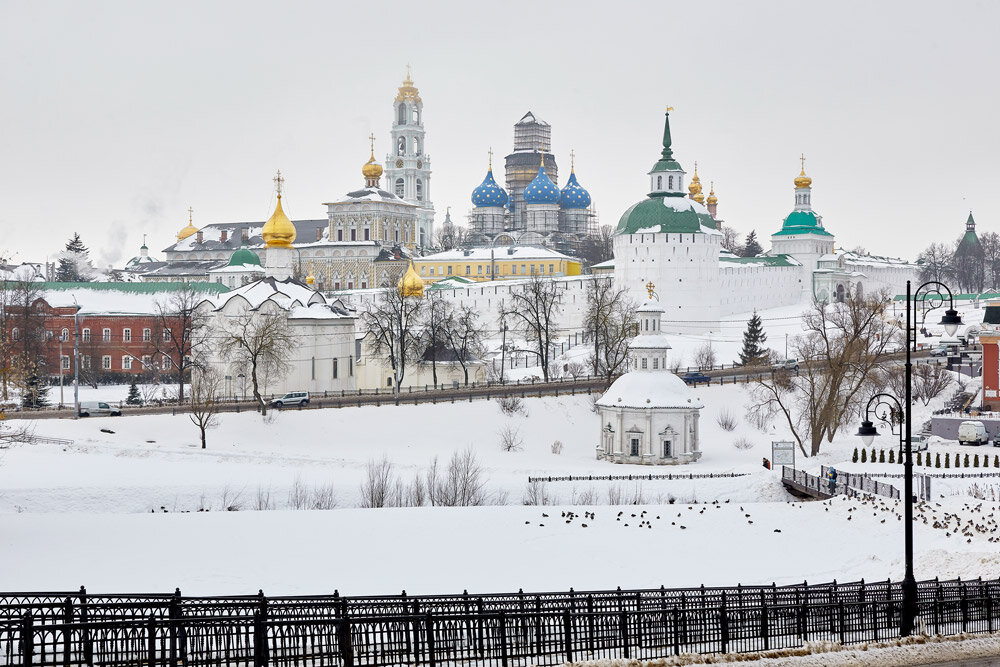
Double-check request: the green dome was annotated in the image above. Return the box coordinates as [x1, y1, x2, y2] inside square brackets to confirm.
[228, 246, 262, 267]
[773, 210, 833, 237]
[617, 195, 717, 235]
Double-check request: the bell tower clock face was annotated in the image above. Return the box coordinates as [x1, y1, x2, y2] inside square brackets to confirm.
[417, 160, 423, 169]
[395, 159, 404, 168]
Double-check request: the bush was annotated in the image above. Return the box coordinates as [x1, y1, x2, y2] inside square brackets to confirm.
[945, 453, 950, 468]
[499, 424, 524, 452]
[853, 447, 859, 463]
[935, 453, 941, 468]
[964, 453, 971, 468]
[888, 449, 895, 464]
[497, 395, 525, 416]
[551, 440, 564, 455]
[871, 448, 877, 463]
[879, 450, 886, 463]
[915, 451, 922, 466]
[974, 454, 980, 468]
[733, 436, 754, 451]
[861, 448, 867, 463]
[716, 409, 739, 432]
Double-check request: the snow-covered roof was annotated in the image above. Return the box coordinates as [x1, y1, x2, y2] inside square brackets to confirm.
[596, 372, 702, 410]
[38, 282, 228, 315]
[208, 263, 266, 275]
[205, 277, 353, 321]
[418, 246, 576, 262]
[323, 187, 416, 207]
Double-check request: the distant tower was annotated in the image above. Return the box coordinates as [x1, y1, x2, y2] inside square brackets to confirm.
[469, 149, 508, 237]
[262, 170, 297, 280]
[523, 152, 560, 234]
[706, 182, 719, 220]
[505, 112, 558, 231]
[384, 67, 434, 249]
[770, 155, 834, 274]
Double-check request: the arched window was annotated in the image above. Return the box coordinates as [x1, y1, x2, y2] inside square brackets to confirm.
[416, 179, 423, 201]
[397, 104, 406, 124]
[395, 178, 405, 197]
[668, 175, 673, 189]
[657, 176, 662, 189]
[11, 328, 18, 341]
[413, 107, 420, 124]
[60, 328, 69, 341]
[413, 137, 420, 155]
[397, 136, 406, 156]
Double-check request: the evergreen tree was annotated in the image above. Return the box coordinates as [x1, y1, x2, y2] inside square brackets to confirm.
[935, 453, 941, 468]
[964, 453, 970, 468]
[20, 367, 49, 409]
[126, 380, 142, 406]
[861, 448, 867, 463]
[888, 449, 895, 464]
[879, 449, 885, 463]
[55, 233, 93, 282]
[945, 453, 950, 468]
[974, 454, 980, 468]
[870, 448, 876, 463]
[738, 311, 768, 366]
[915, 451, 922, 466]
[995, 455, 999, 468]
[742, 230, 763, 257]
[852, 447, 859, 463]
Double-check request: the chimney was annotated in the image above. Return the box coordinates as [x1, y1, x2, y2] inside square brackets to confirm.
[221, 230, 228, 243]
[242, 228, 249, 242]
[196, 231, 203, 244]
[316, 228, 323, 242]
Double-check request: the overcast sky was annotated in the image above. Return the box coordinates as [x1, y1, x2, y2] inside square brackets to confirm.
[1, 0, 997, 268]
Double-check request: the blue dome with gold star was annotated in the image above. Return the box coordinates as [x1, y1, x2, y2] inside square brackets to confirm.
[523, 157, 560, 204]
[471, 169, 508, 208]
[559, 171, 591, 209]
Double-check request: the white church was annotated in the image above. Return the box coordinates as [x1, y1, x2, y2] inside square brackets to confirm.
[613, 110, 919, 333]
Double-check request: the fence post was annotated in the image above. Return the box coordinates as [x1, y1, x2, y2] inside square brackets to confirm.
[620, 611, 630, 659]
[337, 617, 354, 667]
[587, 596, 595, 655]
[760, 591, 769, 652]
[961, 583, 969, 633]
[21, 613, 33, 667]
[534, 598, 542, 655]
[499, 611, 509, 667]
[838, 601, 846, 644]
[672, 607, 680, 656]
[720, 591, 729, 654]
[147, 616, 157, 667]
[79, 586, 93, 667]
[563, 608, 573, 664]
[61, 597, 73, 667]
[426, 613, 436, 667]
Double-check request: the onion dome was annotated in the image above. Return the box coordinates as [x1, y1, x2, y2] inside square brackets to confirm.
[262, 171, 297, 248]
[227, 242, 261, 267]
[794, 154, 812, 189]
[471, 162, 508, 208]
[398, 260, 424, 298]
[559, 170, 592, 209]
[305, 262, 316, 286]
[523, 153, 560, 204]
[177, 206, 198, 241]
[706, 182, 717, 206]
[687, 162, 702, 196]
[394, 68, 422, 104]
[693, 191, 705, 204]
[362, 146, 383, 183]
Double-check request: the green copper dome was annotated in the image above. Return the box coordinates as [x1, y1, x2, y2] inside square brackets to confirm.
[228, 246, 262, 267]
[772, 210, 833, 237]
[617, 196, 717, 235]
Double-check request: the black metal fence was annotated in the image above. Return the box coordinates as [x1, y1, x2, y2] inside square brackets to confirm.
[1, 578, 998, 666]
[782, 466, 901, 500]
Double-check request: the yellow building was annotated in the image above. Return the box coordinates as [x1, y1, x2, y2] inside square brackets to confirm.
[413, 246, 581, 283]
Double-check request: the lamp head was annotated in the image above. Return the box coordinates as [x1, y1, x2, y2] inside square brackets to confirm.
[941, 309, 962, 337]
[857, 420, 879, 447]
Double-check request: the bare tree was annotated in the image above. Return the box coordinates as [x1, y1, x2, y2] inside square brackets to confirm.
[188, 368, 222, 449]
[981, 231, 1000, 290]
[442, 304, 485, 386]
[916, 242, 954, 284]
[359, 456, 397, 508]
[720, 225, 743, 255]
[499, 275, 561, 382]
[361, 285, 424, 404]
[216, 308, 297, 415]
[584, 277, 636, 385]
[578, 225, 615, 268]
[747, 291, 897, 457]
[152, 286, 208, 404]
[880, 362, 954, 407]
[421, 295, 453, 386]
[694, 341, 717, 370]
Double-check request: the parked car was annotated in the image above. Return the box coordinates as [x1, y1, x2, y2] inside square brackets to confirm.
[909, 434, 929, 451]
[79, 401, 122, 417]
[773, 359, 800, 371]
[681, 372, 711, 385]
[270, 391, 310, 408]
[958, 420, 988, 446]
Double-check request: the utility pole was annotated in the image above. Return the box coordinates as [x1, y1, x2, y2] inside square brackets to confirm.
[59, 338, 64, 407]
[73, 303, 80, 419]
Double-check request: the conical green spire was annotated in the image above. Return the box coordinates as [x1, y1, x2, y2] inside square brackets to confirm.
[650, 107, 683, 174]
[967, 211, 977, 232]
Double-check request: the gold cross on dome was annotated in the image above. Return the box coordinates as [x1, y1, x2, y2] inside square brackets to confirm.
[188, 206, 193, 223]
[488, 147, 493, 169]
[800, 153, 806, 172]
[645, 281, 656, 299]
[570, 149, 575, 170]
[369, 133, 376, 153]
[665, 106, 674, 112]
[273, 170, 284, 197]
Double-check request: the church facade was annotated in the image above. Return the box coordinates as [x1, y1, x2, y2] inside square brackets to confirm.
[614, 110, 920, 333]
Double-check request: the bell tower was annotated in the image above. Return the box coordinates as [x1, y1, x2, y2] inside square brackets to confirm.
[384, 67, 435, 250]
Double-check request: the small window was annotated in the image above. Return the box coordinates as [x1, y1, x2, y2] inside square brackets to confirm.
[123, 328, 131, 342]
[657, 176, 662, 189]
[652, 358, 659, 370]
[82, 355, 91, 370]
[641, 358, 648, 369]
[311, 357, 315, 380]
[349, 355, 353, 377]
[163, 329, 171, 341]
[416, 179, 423, 201]
[387, 377, 393, 387]
[465, 266, 471, 275]
[663, 440, 672, 458]
[82, 328, 91, 342]
[668, 176, 673, 189]
[447, 266, 452, 275]
[142, 355, 152, 368]
[430, 267, 435, 276]
[333, 358, 339, 379]
[351, 229, 357, 241]
[102, 355, 112, 370]
[395, 178, 405, 197]
[337, 229, 344, 242]
[630, 438, 640, 457]
[103, 328, 111, 342]
[142, 328, 151, 342]
[61, 356, 70, 370]
[162, 355, 172, 370]
[421, 266, 426, 275]
[122, 356, 132, 370]
[549, 264, 554, 273]
[60, 328, 69, 342]
[477, 265, 483, 275]
[364, 228, 370, 241]
[11, 328, 17, 341]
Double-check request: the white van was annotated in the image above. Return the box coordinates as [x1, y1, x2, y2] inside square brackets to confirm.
[79, 401, 122, 417]
[958, 421, 988, 446]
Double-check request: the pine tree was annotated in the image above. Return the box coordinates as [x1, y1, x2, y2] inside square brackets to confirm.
[964, 453, 970, 468]
[974, 454, 980, 468]
[935, 453, 941, 468]
[20, 368, 50, 409]
[861, 448, 867, 463]
[915, 451, 922, 466]
[879, 449, 886, 463]
[888, 449, 895, 463]
[738, 311, 768, 366]
[55, 233, 93, 282]
[126, 380, 142, 406]
[742, 230, 763, 257]
[852, 447, 859, 463]
[995, 455, 999, 468]
[945, 453, 950, 468]
[871, 448, 877, 463]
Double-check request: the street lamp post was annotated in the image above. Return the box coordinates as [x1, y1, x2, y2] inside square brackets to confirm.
[856, 279, 961, 637]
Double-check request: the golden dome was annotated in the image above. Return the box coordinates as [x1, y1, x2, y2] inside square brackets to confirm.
[687, 161, 702, 195]
[394, 67, 422, 104]
[693, 192, 705, 204]
[177, 206, 198, 241]
[794, 154, 812, 189]
[262, 194, 296, 248]
[305, 262, 315, 286]
[398, 260, 424, 298]
[362, 149, 383, 181]
[706, 182, 718, 205]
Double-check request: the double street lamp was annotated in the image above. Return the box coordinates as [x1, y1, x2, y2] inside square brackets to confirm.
[856, 280, 962, 637]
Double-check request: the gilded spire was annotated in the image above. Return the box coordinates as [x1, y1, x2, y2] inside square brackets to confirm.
[706, 181, 718, 205]
[398, 260, 425, 298]
[177, 205, 198, 241]
[395, 67, 422, 104]
[794, 153, 812, 189]
[688, 161, 703, 196]
[306, 261, 315, 286]
[362, 134, 383, 185]
[570, 149, 576, 174]
[262, 171, 296, 248]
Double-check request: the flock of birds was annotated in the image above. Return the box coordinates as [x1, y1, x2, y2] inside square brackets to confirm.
[522, 494, 999, 546]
